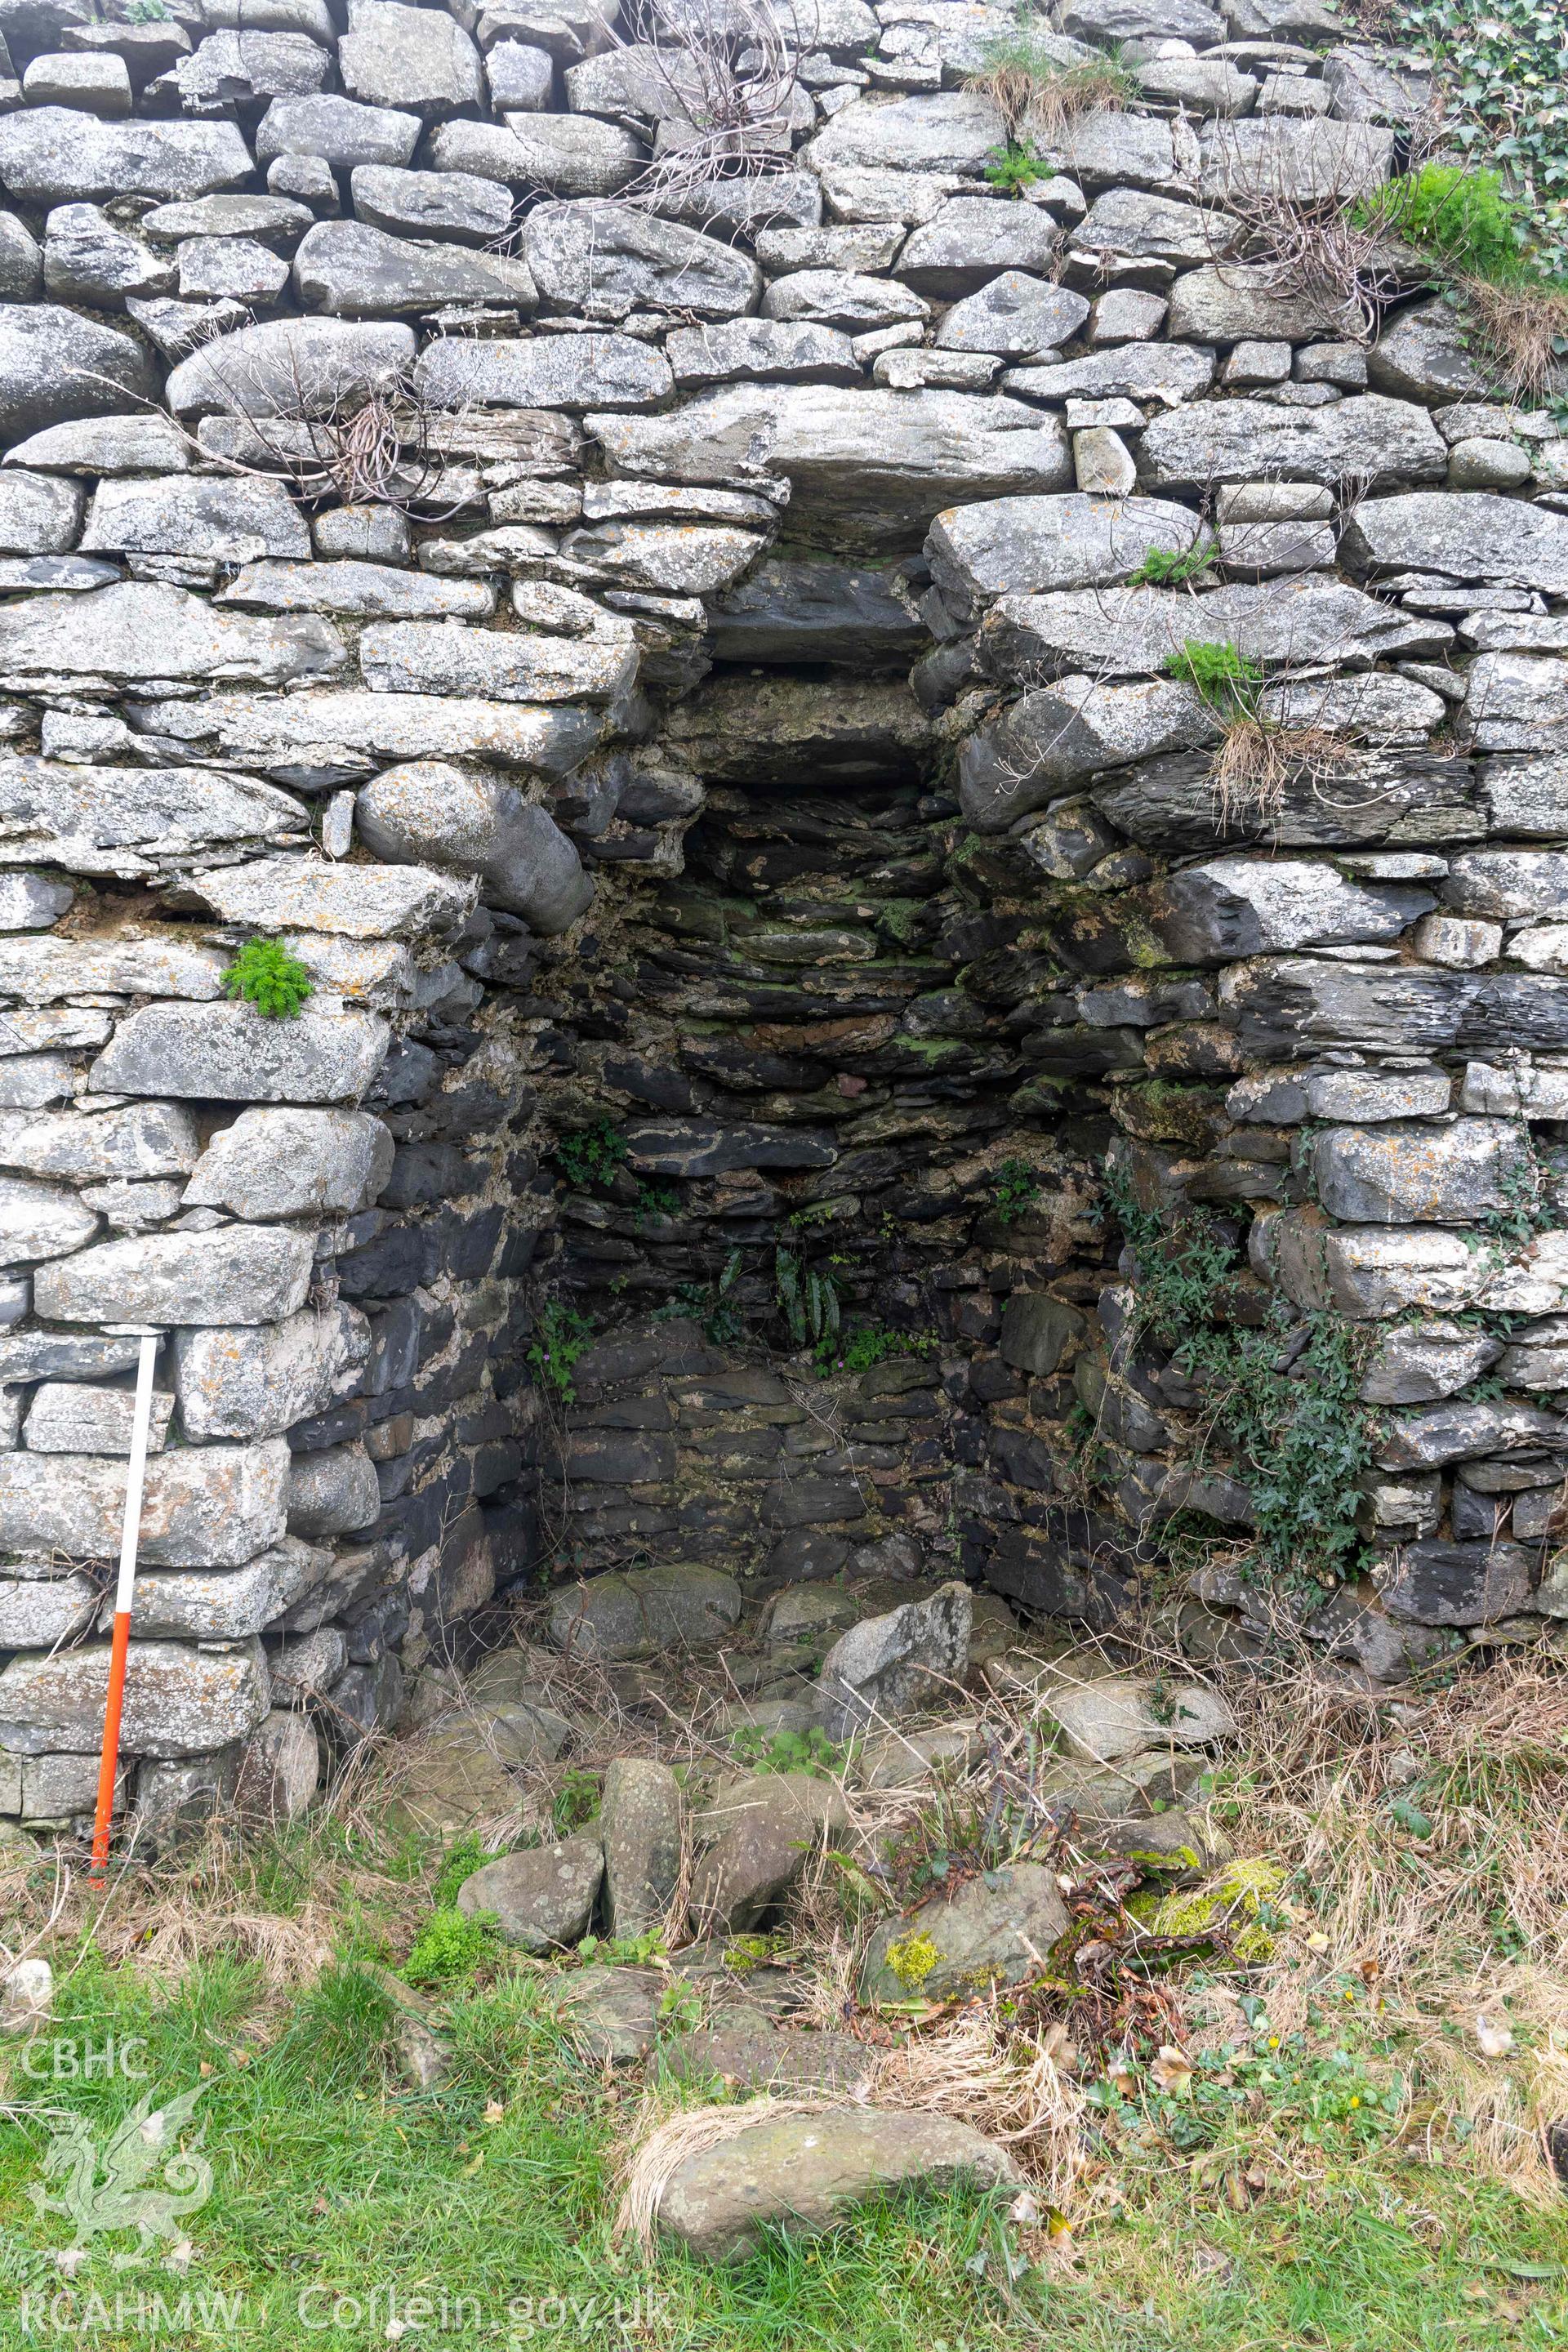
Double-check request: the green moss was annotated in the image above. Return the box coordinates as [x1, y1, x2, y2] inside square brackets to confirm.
[883, 1930, 942, 1993]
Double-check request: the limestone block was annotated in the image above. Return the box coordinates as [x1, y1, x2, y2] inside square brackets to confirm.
[6, 413, 192, 474]
[89, 1004, 390, 1106]
[1263, 1205, 1482, 1318]
[0, 1445, 288, 1571]
[524, 199, 760, 320]
[35, 1224, 315, 1327]
[175, 1304, 368, 1441]
[127, 1540, 331, 1641]
[1145, 858, 1433, 960]
[817, 1583, 973, 1738]
[1342, 492, 1568, 595]
[936, 270, 1089, 357]
[185, 1108, 393, 1220]
[350, 163, 514, 246]
[146, 689, 604, 784]
[185, 856, 475, 942]
[292, 220, 537, 317]
[928, 491, 1204, 621]
[165, 316, 416, 418]
[0, 1174, 96, 1266]
[256, 93, 421, 168]
[0, 1637, 271, 1758]
[426, 116, 645, 198]
[338, 0, 483, 117]
[665, 318, 858, 389]
[82, 476, 310, 564]
[286, 1441, 380, 1538]
[0, 470, 82, 555]
[24, 1380, 174, 1454]
[1138, 393, 1446, 492]
[0, 586, 342, 697]
[0, 1571, 99, 1648]
[358, 621, 635, 704]
[0, 1103, 200, 1181]
[0, 111, 252, 205]
[218, 560, 492, 621]
[1312, 1117, 1530, 1225]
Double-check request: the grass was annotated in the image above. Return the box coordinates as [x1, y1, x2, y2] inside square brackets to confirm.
[3, 1652, 1568, 2349]
[969, 33, 1137, 195]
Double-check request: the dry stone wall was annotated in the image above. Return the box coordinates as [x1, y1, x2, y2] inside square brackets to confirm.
[0, 0, 1562, 1840]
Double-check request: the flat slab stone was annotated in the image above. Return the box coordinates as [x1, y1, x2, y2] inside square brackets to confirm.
[0, 1636, 270, 1757]
[0, 1440, 287, 1569]
[1342, 492, 1568, 596]
[89, 1004, 390, 1105]
[0, 584, 342, 696]
[928, 492, 1205, 620]
[1138, 394, 1446, 492]
[589, 385, 1072, 554]
[0, 111, 252, 204]
[141, 690, 604, 783]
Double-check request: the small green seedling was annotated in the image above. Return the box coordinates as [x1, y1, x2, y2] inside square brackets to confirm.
[1129, 540, 1218, 587]
[1164, 638, 1266, 712]
[223, 935, 314, 1019]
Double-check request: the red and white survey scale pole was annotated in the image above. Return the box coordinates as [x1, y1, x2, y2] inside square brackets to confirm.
[89, 1325, 164, 1887]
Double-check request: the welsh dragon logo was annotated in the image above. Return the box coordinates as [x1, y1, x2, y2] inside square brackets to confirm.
[28, 2085, 214, 2264]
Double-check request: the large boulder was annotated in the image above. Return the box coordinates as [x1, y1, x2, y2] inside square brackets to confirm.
[815, 1583, 973, 1739]
[457, 1837, 604, 1950]
[354, 763, 593, 933]
[654, 2107, 1016, 2262]
[688, 1769, 849, 1936]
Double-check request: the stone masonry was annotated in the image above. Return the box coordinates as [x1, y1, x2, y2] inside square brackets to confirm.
[0, 0, 1562, 1838]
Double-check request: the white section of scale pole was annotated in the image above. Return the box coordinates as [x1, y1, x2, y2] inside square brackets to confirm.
[105, 1327, 163, 1615]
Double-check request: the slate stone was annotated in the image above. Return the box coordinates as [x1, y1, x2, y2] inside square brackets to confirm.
[0, 110, 253, 204]
[165, 316, 416, 417]
[979, 576, 1441, 682]
[1138, 393, 1447, 492]
[1000, 1292, 1085, 1376]
[936, 270, 1090, 357]
[1166, 261, 1359, 344]
[665, 318, 858, 389]
[350, 164, 514, 245]
[1004, 339, 1214, 404]
[293, 220, 537, 317]
[816, 1582, 973, 1738]
[287, 1441, 380, 1537]
[706, 558, 924, 666]
[1375, 1539, 1535, 1626]
[1360, 1321, 1502, 1406]
[0, 302, 156, 443]
[1312, 1117, 1530, 1225]
[0, 469, 81, 555]
[0, 751, 314, 880]
[599, 1755, 681, 1937]
[42, 203, 176, 306]
[763, 267, 927, 330]
[148, 688, 603, 784]
[624, 1118, 837, 1174]
[358, 619, 634, 703]
[1200, 114, 1394, 203]
[960, 675, 1217, 827]
[218, 559, 493, 621]
[1145, 857, 1433, 960]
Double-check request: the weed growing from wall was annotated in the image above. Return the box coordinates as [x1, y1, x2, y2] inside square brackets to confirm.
[1105, 1166, 1378, 1588]
[222, 936, 314, 1019]
[526, 1299, 595, 1405]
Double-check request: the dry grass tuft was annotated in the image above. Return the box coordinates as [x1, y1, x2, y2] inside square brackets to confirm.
[1459, 272, 1568, 404]
[869, 2006, 1089, 2212]
[1205, 1646, 1568, 2202]
[1208, 719, 1357, 831]
[967, 49, 1134, 147]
